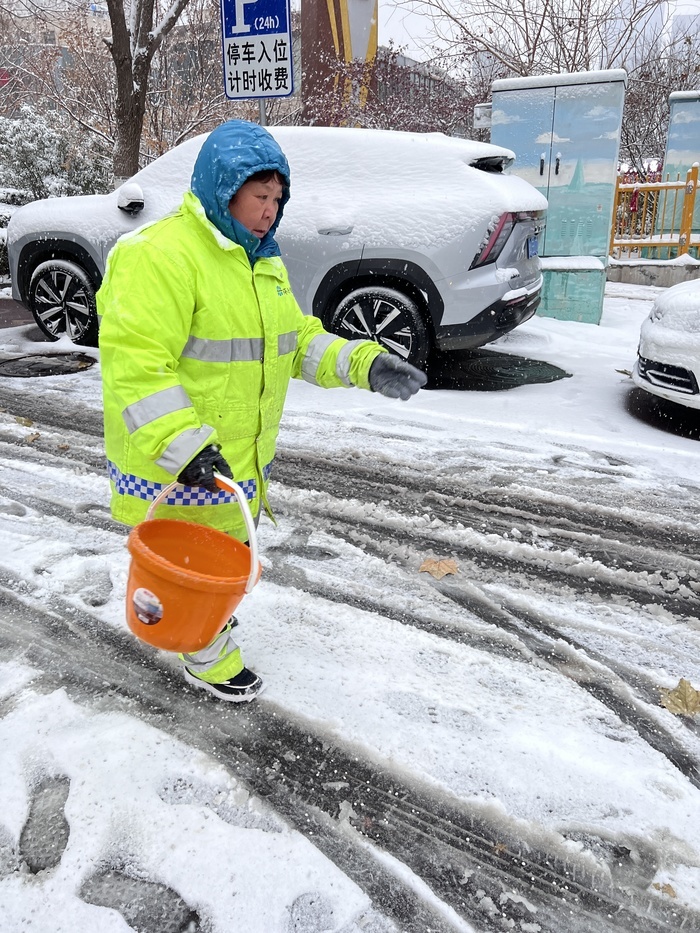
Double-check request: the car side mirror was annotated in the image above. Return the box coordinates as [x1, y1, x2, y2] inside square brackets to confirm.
[117, 182, 145, 215]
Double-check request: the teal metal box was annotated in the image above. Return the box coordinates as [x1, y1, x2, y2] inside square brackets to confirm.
[538, 260, 606, 324]
[663, 90, 700, 235]
[490, 70, 626, 323]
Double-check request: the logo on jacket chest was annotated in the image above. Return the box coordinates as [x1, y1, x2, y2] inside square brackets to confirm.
[276, 285, 292, 297]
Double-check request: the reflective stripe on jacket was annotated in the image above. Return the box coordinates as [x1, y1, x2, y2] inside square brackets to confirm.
[97, 190, 385, 539]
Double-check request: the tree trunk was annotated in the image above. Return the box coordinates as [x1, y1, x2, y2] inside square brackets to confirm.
[105, 0, 190, 180]
[112, 92, 148, 182]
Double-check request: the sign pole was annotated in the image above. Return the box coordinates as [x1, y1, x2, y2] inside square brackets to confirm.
[258, 99, 267, 126]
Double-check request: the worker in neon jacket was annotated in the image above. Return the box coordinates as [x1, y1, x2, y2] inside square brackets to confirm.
[98, 119, 426, 703]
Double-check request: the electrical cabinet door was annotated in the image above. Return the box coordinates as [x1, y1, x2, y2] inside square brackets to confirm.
[491, 72, 625, 258]
[544, 80, 625, 257]
[663, 91, 700, 231]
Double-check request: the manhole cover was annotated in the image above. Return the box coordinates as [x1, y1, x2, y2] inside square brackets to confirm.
[427, 349, 570, 391]
[0, 353, 96, 377]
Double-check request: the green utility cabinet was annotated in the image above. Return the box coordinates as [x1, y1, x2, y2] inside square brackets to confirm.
[490, 70, 627, 324]
[663, 90, 700, 234]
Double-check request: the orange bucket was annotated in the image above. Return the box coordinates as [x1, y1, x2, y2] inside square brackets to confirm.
[125, 474, 261, 653]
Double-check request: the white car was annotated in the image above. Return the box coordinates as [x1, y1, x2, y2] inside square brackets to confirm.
[633, 280, 700, 409]
[7, 126, 547, 368]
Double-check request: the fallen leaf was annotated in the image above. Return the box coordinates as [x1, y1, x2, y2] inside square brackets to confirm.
[15, 416, 33, 427]
[25, 432, 40, 444]
[419, 558, 459, 580]
[57, 444, 70, 451]
[652, 882, 677, 898]
[616, 368, 632, 377]
[660, 678, 700, 716]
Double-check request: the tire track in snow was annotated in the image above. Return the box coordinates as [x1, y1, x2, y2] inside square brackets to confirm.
[263, 513, 700, 793]
[0, 576, 693, 933]
[1, 416, 699, 793]
[274, 452, 700, 607]
[0, 401, 699, 928]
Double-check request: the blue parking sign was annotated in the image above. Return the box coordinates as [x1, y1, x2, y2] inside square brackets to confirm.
[220, 0, 294, 100]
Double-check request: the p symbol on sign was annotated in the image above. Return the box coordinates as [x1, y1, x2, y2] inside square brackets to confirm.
[232, 0, 258, 34]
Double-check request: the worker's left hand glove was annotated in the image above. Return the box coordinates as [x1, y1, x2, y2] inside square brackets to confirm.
[368, 354, 427, 400]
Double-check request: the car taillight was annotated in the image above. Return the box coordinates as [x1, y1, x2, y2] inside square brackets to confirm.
[470, 212, 517, 269]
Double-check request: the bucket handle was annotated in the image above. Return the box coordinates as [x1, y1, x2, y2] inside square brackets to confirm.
[145, 473, 260, 595]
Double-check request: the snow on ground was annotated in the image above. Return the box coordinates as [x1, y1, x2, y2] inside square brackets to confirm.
[1, 282, 700, 930]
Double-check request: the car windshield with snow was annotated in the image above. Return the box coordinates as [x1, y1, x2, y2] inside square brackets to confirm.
[7, 126, 547, 367]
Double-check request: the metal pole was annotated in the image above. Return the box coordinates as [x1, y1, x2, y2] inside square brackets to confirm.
[258, 100, 267, 126]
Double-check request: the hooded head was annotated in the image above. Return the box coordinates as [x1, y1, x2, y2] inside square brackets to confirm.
[190, 120, 291, 261]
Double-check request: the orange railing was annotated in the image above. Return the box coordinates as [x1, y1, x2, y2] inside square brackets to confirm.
[610, 164, 699, 260]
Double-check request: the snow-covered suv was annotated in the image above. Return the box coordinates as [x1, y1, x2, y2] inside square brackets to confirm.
[7, 126, 546, 368]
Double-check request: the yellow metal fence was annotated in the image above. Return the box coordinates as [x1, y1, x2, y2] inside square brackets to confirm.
[610, 164, 699, 260]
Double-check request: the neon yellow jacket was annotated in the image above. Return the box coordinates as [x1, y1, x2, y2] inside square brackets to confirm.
[97, 191, 385, 539]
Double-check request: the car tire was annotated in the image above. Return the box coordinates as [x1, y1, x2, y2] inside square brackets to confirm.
[28, 259, 99, 346]
[325, 286, 430, 369]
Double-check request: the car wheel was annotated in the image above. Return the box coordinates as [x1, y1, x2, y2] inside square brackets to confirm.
[28, 259, 99, 346]
[325, 286, 430, 369]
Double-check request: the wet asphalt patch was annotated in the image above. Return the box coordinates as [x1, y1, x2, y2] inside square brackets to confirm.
[426, 348, 571, 391]
[0, 353, 96, 377]
[626, 386, 700, 441]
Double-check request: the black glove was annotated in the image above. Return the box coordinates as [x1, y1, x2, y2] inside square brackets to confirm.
[368, 354, 427, 400]
[178, 445, 233, 493]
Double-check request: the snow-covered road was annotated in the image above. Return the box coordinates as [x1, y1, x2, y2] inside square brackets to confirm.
[1, 284, 699, 932]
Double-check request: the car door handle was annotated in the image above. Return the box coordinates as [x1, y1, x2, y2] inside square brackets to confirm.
[317, 226, 353, 236]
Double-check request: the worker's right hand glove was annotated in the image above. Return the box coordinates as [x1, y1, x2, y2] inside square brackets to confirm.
[178, 445, 233, 493]
[368, 354, 427, 400]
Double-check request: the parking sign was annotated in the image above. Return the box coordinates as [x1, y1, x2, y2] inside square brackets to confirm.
[220, 0, 294, 100]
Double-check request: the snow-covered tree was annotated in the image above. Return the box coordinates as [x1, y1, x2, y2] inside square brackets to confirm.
[301, 44, 474, 136]
[0, 105, 111, 198]
[0, 0, 196, 179]
[396, 0, 672, 77]
[396, 0, 700, 167]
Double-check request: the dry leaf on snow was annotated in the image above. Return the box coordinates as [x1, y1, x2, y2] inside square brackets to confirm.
[652, 882, 677, 898]
[419, 558, 459, 580]
[25, 433, 40, 444]
[15, 416, 33, 427]
[660, 678, 700, 716]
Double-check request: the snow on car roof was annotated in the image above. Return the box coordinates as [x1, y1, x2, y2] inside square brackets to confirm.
[269, 126, 546, 249]
[131, 126, 547, 249]
[8, 126, 547, 254]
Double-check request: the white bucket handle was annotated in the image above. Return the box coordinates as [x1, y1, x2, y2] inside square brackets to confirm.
[145, 473, 260, 595]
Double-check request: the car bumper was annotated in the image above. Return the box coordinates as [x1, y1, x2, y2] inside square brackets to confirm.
[435, 276, 542, 351]
[632, 355, 700, 409]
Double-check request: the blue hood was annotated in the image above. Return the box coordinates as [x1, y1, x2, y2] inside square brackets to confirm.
[190, 120, 290, 262]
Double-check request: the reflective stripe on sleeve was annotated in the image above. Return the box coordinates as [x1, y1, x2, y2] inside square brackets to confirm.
[302, 333, 341, 385]
[278, 331, 298, 356]
[155, 425, 216, 474]
[122, 385, 193, 434]
[182, 336, 264, 362]
[334, 339, 369, 387]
